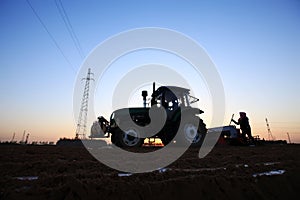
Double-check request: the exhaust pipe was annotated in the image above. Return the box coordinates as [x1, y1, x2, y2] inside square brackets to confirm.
[142, 90, 148, 108]
[150, 82, 156, 107]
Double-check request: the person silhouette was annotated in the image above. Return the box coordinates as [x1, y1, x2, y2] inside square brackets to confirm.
[231, 112, 254, 144]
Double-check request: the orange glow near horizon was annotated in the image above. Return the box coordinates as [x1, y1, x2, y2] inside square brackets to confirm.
[1, 123, 299, 144]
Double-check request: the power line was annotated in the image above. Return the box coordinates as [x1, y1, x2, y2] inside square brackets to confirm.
[55, 0, 85, 59]
[26, 0, 75, 72]
[57, 0, 85, 58]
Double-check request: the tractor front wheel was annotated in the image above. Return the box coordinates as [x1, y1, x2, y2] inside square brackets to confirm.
[113, 126, 144, 148]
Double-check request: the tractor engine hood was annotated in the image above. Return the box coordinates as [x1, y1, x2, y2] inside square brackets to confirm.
[110, 107, 151, 128]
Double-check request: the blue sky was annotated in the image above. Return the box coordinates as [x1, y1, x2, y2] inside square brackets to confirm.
[0, 0, 299, 142]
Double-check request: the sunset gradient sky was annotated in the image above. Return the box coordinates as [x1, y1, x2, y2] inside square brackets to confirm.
[0, 0, 299, 143]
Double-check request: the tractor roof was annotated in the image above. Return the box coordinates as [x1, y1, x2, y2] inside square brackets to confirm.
[152, 86, 190, 97]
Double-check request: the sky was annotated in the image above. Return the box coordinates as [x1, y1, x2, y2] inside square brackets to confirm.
[0, 0, 299, 143]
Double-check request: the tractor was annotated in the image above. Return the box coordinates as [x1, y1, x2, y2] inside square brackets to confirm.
[91, 83, 207, 148]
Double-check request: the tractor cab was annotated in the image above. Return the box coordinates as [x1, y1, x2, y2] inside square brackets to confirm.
[151, 86, 199, 109]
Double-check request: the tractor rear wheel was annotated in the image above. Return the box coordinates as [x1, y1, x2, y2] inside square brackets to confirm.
[178, 117, 207, 147]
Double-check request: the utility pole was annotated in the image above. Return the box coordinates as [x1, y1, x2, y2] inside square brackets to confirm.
[287, 132, 291, 144]
[75, 68, 94, 139]
[11, 132, 15, 143]
[265, 118, 274, 141]
[20, 130, 26, 143]
[25, 133, 30, 144]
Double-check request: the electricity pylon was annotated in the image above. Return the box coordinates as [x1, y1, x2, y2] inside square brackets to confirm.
[265, 118, 275, 141]
[75, 68, 94, 139]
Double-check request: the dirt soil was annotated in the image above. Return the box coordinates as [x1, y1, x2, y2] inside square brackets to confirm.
[0, 144, 299, 200]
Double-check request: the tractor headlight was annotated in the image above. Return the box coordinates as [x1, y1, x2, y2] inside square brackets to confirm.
[111, 112, 115, 120]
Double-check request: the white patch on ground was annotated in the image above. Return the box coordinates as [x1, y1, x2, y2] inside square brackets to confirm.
[157, 168, 168, 173]
[263, 162, 280, 166]
[253, 170, 285, 177]
[118, 173, 132, 177]
[15, 176, 38, 181]
[172, 167, 226, 172]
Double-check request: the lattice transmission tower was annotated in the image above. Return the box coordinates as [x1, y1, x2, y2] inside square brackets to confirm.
[265, 118, 275, 141]
[75, 68, 94, 139]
